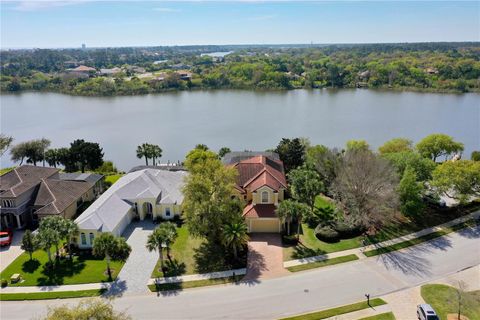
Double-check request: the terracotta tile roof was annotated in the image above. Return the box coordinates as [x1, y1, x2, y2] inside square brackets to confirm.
[0, 166, 59, 198]
[34, 179, 92, 215]
[243, 203, 277, 218]
[232, 156, 287, 193]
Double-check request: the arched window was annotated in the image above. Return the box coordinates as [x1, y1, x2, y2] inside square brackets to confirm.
[89, 233, 95, 244]
[81, 233, 87, 245]
[261, 191, 269, 203]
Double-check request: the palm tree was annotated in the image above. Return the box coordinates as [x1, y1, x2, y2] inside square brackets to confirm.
[38, 216, 62, 260]
[21, 230, 39, 261]
[136, 143, 151, 165]
[146, 226, 169, 272]
[38, 228, 58, 266]
[222, 220, 249, 260]
[160, 222, 177, 259]
[62, 219, 79, 259]
[151, 145, 163, 166]
[93, 233, 131, 281]
[277, 199, 310, 238]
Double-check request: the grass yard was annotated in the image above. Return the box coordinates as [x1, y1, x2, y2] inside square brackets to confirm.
[0, 289, 106, 301]
[359, 312, 396, 320]
[364, 219, 476, 257]
[151, 225, 204, 278]
[286, 254, 359, 272]
[0, 249, 124, 287]
[283, 197, 479, 261]
[279, 298, 387, 320]
[148, 275, 244, 292]
[421, 284, 480, 320]
[104, 174, 123, 185]
[0, 167, 15, 175]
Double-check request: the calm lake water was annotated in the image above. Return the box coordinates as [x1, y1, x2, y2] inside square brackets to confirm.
[1, 89, 479, 170]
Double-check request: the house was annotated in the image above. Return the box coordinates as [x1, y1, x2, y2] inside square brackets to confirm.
[98, 67, 122, 76]
[75, 169, 187, 248]
[229, 154, 287, 233]
[0, 166, 102, 229]
[59, 172, 104, 198]
[69, 65, 96, 73]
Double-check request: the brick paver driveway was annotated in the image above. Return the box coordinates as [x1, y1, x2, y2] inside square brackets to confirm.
[244, 233, 289, 280]
[107, 220, 157, 296]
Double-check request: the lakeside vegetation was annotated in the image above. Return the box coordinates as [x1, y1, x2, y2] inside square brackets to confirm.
[1, 42, 479, 96]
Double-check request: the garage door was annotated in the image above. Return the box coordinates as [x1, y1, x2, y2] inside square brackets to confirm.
[249, 219, 280, 233]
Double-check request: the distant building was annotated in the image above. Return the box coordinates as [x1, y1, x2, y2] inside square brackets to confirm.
[99, 67, 122, 76]
[69, 65, 96, 73]
[81, 43, 86, 50]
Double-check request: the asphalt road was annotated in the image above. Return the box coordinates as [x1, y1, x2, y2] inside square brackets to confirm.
[1, 226, 479, 320]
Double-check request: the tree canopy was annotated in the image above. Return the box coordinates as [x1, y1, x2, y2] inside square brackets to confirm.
[416, 134, 464, 162]
[378, 138, 413, 154]
[431, 160, 480, 203]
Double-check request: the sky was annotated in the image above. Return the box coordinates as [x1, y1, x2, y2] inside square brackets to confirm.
[1, 1, 479, 48]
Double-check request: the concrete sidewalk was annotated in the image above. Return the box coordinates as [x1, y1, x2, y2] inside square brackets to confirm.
[0, 282, 110, 293]
[284, 210, 480, 268]
[148, 268, 247, 285]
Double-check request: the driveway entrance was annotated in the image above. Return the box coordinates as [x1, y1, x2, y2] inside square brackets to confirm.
[244, 233, 289, 280]
[108, 220, 157, 296]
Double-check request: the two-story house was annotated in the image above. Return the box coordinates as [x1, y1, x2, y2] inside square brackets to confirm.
[0, 166, 104, 229]
[228, 153, 287, 233]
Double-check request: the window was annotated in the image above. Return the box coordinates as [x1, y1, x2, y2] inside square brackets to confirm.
[2, 200, 13, 208]
[165, 208, 171, 217]
[89, 233, 95, 244]
[81, 233, 86, 245]
[261, 191, 269, 203]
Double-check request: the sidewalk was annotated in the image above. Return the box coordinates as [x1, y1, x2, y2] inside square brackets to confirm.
[284, 210, 480, 268]
[148, 268, 246, 285]
[322, 304, 391, 320]
[0, 282, 110, 294]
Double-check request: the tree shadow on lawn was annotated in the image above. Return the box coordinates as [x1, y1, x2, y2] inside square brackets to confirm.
[291, 243, 326, 260]
[21, 259, 41, 273]
[160, 258, 187, 277]
[194, 242, 246, 274]
[36, 258, 87, 286]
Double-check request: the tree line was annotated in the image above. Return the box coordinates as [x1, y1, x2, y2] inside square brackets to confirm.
[1, 42, 479, 95]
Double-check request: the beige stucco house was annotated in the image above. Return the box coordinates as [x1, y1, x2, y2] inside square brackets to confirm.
[227, 153, 287, 233]
[75, 168, 186, 248]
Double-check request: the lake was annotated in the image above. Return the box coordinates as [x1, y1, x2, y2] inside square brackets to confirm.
[1, 89, 479, 171]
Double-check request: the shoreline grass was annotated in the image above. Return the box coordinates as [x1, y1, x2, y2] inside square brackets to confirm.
[286, 254, 359, 272]
[364, 219, 476, 257]
[279, 298, 387, 320]
[0, 288, 106, 301]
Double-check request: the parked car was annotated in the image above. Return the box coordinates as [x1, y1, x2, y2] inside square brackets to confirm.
[0, 229, 13, 246]
[417, 304, 439, 320]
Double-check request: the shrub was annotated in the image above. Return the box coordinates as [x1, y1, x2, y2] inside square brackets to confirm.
[314, 225, 340, 242]
[1, 279, 7, 287]
[333, 220, 362, 237]
[282, 234, 298, 245]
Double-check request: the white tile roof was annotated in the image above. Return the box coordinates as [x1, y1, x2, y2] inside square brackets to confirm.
[75, 169, 187, 232]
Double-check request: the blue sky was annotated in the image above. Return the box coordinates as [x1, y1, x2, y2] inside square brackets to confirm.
[1, 1, 479, 48]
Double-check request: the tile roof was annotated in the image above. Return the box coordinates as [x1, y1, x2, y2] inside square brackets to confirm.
[222, 151, 280, 165]
[232, 156, 287, 193]
[243, 203, 277, 218]
[34, 179, 92, 215]
[76, 169, 187, 232]
[59, 172, 104, 185]
[0, 165, 59, 198]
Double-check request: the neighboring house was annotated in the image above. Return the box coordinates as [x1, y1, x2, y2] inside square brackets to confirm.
[0, 166, 102, 229]
[59, 172, 104, 198]
[75, 169, 187, 248]
[69, 65, 96, 73]
[98, 67, 122, 76]
[229, 154, 287, 233]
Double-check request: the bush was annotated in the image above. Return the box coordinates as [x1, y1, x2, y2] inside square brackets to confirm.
[1, 279, 7, 287]
[333, 220, 363, 238]
[314, 225, 340, 242]
[282, 234, 298, 245]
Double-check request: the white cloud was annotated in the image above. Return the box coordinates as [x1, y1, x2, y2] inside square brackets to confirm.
[12, 0, 90, 11]
[153, 7, 181, 12]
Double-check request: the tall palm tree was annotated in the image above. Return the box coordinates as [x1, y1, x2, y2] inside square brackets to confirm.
[38, 228, 58, 266]
[222, 220, 249, 260]
[136, 143, 151, 165]
[160, 222, 177, 259]
[151, 145, 163, 166]
[93, 233, 131, 281]
[277, 199, 310, 239]
[146, 227, 168, 272]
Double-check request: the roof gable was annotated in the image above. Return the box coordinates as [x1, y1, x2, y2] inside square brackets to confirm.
[232, 156, 287, 193]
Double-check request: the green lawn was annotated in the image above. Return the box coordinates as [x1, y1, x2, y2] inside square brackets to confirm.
[151, 225, 204, 278]
[359, 312, 396, 320]
[279, 298, 387, 320]
[0, 289, 106, 301]
[283, 199, 479, 261]
[421, 284, 480, 320]
[364, 220, 476, 257]
[148, 275, 244, 292]
[0, 167, 15, 175]
[286, 254, 359, 272]
[105, 174, 123, 185]
[0, 250, 124, 287]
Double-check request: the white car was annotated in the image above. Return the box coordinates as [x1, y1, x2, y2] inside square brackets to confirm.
[417, 304, 439, 320]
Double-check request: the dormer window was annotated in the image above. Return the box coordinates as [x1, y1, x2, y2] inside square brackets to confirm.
[2, 200, 13, 208]
[261, 191, 269, 203]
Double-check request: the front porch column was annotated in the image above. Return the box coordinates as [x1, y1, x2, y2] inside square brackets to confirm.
[15, 215, 22, 229]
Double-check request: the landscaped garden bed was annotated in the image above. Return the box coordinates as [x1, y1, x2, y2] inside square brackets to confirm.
[0, 249, 124, 287]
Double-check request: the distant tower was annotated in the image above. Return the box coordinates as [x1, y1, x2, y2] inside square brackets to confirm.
[81, 43, 86, 50]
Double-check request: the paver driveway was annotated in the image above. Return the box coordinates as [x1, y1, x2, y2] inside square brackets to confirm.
[108, 220, 157, 296]
[244, 233, 289, 280]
